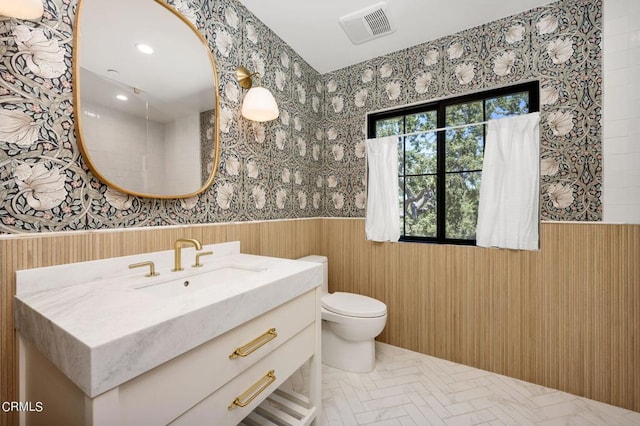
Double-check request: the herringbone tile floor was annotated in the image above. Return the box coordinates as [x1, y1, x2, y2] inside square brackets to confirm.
[281, 342, 640, 425]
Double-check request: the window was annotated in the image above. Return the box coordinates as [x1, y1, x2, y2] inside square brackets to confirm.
[367, 82, 539, 245]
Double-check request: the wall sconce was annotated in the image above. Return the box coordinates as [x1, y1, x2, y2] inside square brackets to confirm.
[236, 66, 279, 122]
[0, 0, 44, 19]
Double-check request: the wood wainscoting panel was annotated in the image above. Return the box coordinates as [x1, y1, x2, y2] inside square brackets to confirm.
[320, 219, 640, 412]
[2, 218, 638, 424]
[0, 219, 321, 426]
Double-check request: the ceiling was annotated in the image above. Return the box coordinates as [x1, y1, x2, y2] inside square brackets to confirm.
[237, 0, 556, 74]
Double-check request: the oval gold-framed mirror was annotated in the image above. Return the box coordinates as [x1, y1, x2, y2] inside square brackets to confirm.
[73, 0, 220, 199]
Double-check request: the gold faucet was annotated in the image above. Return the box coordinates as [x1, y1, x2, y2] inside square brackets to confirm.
[173, 238, 202, 271]
[193, 251, 213, 267]
[129, 261, 159, 277]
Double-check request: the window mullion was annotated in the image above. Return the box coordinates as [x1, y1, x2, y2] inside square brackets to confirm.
[436, 104, 446, 243]
[482, 98, 487, 156]
[402, 118, 407, 238]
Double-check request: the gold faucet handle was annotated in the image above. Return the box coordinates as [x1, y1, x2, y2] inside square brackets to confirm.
[193, 251, 213, 268]
[129, 261, 159, 277]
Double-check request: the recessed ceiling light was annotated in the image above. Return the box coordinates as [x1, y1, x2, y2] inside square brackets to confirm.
[116, 94, 128, 101]
[135, 43, 154, 55]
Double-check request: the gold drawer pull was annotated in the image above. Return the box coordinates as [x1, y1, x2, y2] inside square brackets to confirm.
[228, 370, 276, 410]
[229, 328, 277, 359]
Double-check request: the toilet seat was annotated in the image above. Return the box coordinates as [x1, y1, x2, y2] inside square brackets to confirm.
[322, 292, 387, 318]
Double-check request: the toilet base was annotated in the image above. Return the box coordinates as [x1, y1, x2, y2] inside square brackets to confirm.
[322, 324, 376, 373]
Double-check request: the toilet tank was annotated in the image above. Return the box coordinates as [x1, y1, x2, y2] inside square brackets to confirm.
[297, 255, 328, 294]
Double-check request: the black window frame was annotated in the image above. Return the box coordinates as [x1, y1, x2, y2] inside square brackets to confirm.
[367, 81, 539, 245]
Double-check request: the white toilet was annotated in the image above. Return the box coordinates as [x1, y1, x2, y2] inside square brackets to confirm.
[298, 255, 387, 373]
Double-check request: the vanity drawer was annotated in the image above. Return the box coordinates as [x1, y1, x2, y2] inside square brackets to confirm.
[118, 289, 316, 426]
[169, 323, 315, 425]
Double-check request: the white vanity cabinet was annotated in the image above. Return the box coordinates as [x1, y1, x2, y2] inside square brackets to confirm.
[15, 242, 322, 426]
[121, 290, 319, 425]
[19, 288, 321, 426]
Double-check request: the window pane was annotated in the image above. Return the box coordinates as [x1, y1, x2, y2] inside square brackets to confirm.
[398, 138, 404, 175]
[404, 133, 437, 175]
[446, 100, 483, 127]
[445, 125, 484, 172]
[406, 111, 437, 133]
[402, 175, 437, 238]
[445, 172, 481, 240]
[486, 92, 529, 119]
[445, 101, 484, 172]
[376, 117, 403, 137]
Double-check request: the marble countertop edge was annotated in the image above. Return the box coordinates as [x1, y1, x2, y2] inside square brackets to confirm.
[14, 243, 322, 398]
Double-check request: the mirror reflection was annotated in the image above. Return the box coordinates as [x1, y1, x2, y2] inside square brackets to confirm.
[74, 0, 219, 198]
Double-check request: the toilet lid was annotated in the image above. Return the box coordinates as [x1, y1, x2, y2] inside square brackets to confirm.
[322, 292, 387, 318]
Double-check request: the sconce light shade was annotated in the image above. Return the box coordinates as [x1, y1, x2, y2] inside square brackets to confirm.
[241, 86, 279, 122]
[237, 66, 279, 122]
[0, 0, 44, 19]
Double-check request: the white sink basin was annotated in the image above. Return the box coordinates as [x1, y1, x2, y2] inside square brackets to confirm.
[134, 264, 266, 297]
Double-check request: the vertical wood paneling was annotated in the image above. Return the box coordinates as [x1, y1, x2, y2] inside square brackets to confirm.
[320, 219, 640, 412]
[635, 224, 640, 415]
[1, 219, 638, 425]
[0, 239, 13, 426]
[0, 220, 320, 426]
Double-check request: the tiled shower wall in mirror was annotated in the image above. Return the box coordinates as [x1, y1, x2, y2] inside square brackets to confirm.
[0, 0, 601, 233]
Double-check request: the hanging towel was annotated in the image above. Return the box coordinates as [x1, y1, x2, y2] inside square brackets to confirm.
[476, 112, 540, 250]
[365, 136, 400, 242]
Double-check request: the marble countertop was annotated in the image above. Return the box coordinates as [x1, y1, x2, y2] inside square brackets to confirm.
[14, 241, 322, 398]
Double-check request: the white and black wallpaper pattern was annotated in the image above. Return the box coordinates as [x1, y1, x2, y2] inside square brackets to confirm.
[0, 0, 601, 233]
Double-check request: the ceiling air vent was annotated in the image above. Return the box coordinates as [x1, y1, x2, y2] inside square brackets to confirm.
[339, 2, 395, 45]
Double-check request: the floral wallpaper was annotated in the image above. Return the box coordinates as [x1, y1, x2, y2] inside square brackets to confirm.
[0, 0, 601, 234]
[320, 0, 602, 221]
[0, 0, 323, 233]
